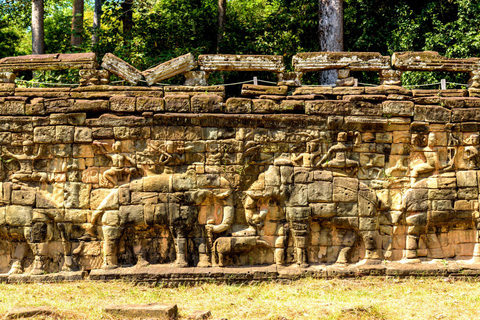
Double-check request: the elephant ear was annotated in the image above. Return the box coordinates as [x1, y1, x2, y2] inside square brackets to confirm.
[185, 190, 210, 205]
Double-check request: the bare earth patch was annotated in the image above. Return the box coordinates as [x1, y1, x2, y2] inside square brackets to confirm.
[0, 277, 479, 319]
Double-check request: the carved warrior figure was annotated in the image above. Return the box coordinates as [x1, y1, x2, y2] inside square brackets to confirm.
[317, 132, 360, 174]
[464, 133, 480, 169]
[93, 140, 136, 186]
[410, 132, 439, 186]
[2, 140, 47, 185]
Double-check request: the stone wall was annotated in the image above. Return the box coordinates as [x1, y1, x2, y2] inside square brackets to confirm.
[1, 52, 480, 278]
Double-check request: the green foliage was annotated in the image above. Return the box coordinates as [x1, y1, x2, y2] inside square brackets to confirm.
[2, 0, 480, 86]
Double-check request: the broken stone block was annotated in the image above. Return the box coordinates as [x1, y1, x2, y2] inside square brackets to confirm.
[4, 307, 56, 319]
[187, 310, 212, 320]
[143, 53, 197, 86]
[104, 303, 177, 319]
[101, 53, 143, 85]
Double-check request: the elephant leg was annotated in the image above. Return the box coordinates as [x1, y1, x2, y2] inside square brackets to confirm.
[195, 236, 211, 268]
[58, 223, 74, 272]
[102, 226, 123, 269]
[471, 215, 480, 263]
[171, 227, 189, 268]
[404, 214, 426, 262]
[291, 222, 309, 268]
[336, 232, 357, 265]
[133, 237, 149, 268]
[28, 222, 48, 275]
[358, 230, 383, 264]
[8, 242, 29, 275]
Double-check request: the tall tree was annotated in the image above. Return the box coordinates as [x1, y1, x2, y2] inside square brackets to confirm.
[121, 0, 134, 42]
[318, 0, 343, 85]
[92, 0, 102, 46]
[32, 0, 44, 54]
[217, 0, 226, 53]
[71, 0, 84, 46]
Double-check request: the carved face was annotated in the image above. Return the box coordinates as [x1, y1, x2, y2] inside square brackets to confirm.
[113, 141, 122, 152]
[337, 132, 348, 142]
[23, 145, 34, 155]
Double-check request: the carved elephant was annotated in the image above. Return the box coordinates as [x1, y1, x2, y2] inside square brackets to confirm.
[87, 168, 234, 269]
[213, 236, 270, 267]
[235, 165, 383, 267]
[0, 183, 74, 275]
[402, 171, 480, 262]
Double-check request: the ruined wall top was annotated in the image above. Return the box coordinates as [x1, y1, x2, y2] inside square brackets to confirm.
[0, 51, 479, 90]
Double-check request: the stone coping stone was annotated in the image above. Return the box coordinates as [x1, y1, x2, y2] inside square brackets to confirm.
[2, 263, 480, 284]
[4, 306, 57, 319]
[104, 303, 177, 319]
[1, 271, 85, 284]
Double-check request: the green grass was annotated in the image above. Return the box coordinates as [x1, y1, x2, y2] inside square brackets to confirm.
[0, 277, 479, 319]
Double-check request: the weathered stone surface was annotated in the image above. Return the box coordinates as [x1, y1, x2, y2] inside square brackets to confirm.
[225, 98, 252, 113]
[191, 94, 223, 113]
[137, 97, 165, 112]
[392, 51, 480, 72]
[242, 84, 288, 96]
[199, 54, 284, 72]
[110, 96, 136, 112]
[4, 307, 56, 319]
[0, 53, 97, 71]
[143, 53, 197, 86]
[104, 303, 177, 319]
[293, 52, 390, 72]
[101, 53, 143, 85]
[187, 310, 212, 320]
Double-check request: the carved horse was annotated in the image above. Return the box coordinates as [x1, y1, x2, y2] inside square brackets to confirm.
[88, 168, 234, 269]
[402, 171, 480, 262]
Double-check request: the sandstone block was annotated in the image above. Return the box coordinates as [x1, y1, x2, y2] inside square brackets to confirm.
[241, 84, 288, 96]
[143, 53, 196, 86]
[34, 126, 55, 143]
[225, 98, 252, 113]
[74, 127, 92, 143]
[165, 95, 190, 112]
[137, 97, 165, 112]
[110, 96, 136, 112]
[105, 303, 177, 319]
[6, 205, 32, 226]
[383, 100, 414, 116]
[191, 94, 223, 113]
[101, 53, 143, 85]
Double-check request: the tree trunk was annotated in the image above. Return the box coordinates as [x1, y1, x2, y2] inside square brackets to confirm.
[71, 0, 84, 47]
[217, 0, 226, 53]
[32, 0, 44, 54]
[121, 0, 134, 43]
[318, 0, 343, 85]
[92, 0, 102, 46]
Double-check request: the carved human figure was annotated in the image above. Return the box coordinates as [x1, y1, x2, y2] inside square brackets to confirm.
[94, 140, 136, 186]
[316, 132, 360, 169]
[2, 140, 47, 185]
[292, 141, 322, 168]
[464, 133, 480, 169]
[410, 132, 438, 186]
